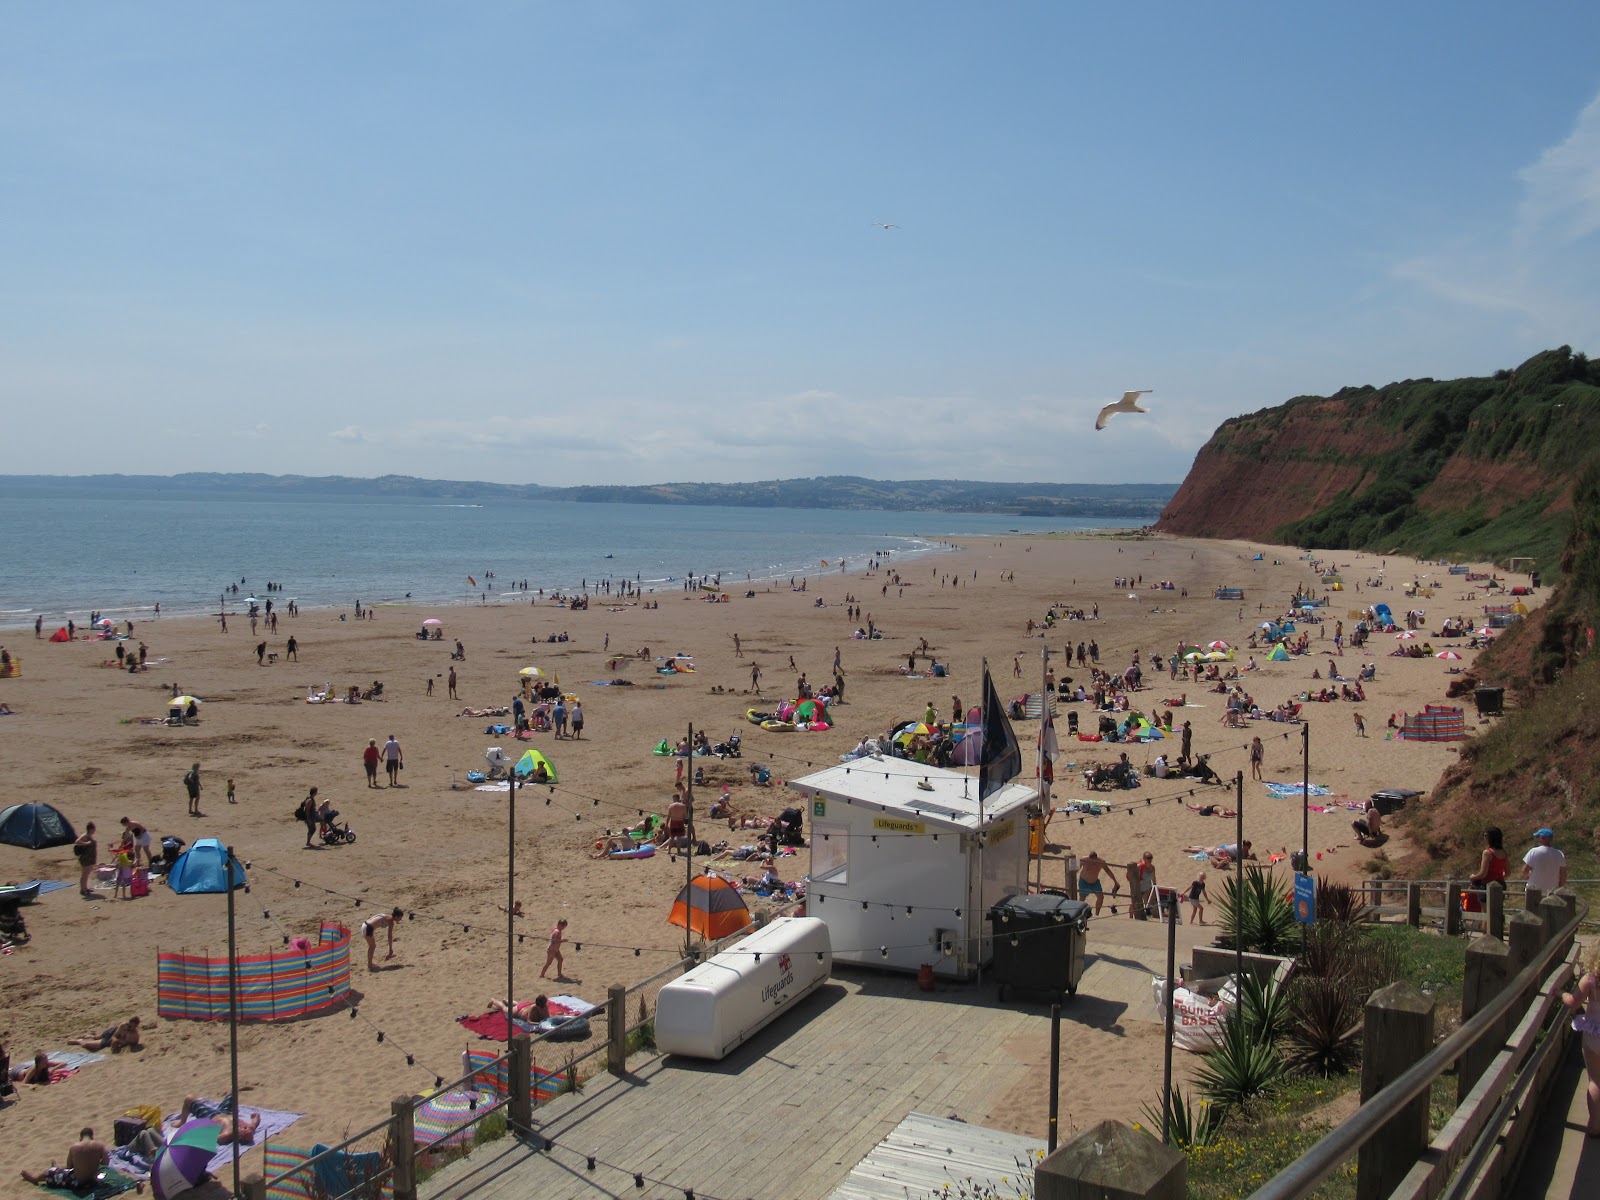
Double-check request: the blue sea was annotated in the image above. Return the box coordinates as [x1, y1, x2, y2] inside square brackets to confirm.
[0, 490, 1124, 627]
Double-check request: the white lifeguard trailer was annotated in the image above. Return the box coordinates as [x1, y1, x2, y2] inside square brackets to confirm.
[786, 759, 1040, 980]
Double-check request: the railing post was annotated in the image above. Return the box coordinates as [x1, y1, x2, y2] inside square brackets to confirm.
[607, 983, 628, 1076]
[1524, 884, 1543, 912]
[1035, 1120, 1185, 1200]
[1357, 982, 1435, 1200]
[1486, 881, 1505, 939]
[508, 1033, 532, 1136]
[1550, 889, 1579, 957]
[1457, 936, 1511, 1104]
[1406, 882, 1421, 928]
[1443, 880, 1462, 936]
[1538, 894, 1567, 947]
[390, 1095, 417, 1200]
[241, 1173, 266, 1200]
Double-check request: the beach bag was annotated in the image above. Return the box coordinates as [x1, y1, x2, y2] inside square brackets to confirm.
[114, 1116, 148, 1147]
[130, 869, 150, 898]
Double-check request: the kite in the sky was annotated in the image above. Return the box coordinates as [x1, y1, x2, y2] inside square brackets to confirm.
[1094, 390, 1152, 431]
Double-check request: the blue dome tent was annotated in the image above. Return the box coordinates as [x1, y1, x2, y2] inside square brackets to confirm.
[167, 838, 247, 894]
[0, 802, 76, 849]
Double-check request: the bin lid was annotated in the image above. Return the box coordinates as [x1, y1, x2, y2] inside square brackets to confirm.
[990, 892, 1092, 925]
[1370, 788, 1422, 802]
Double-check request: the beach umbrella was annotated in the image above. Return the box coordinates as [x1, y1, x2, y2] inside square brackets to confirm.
[1436, 650, 1463, 660]
[96, 618, 114, 628]
[668, 874, 752, 942]
[422, 618, 443, 627]
[170, 696, 203, 708]
[151, 1119, 221, 1200]
[414, 1091, 493, 1150]
[1477, 627, 1495, 637]
[1395, 632, 1417, 640]
[518, 667, 545, 678]
[1207, 640, 1231, 651]
[243, 597, 258, 604]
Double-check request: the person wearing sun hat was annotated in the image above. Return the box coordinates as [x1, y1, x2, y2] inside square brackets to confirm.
[1523, 827, 1567, 894]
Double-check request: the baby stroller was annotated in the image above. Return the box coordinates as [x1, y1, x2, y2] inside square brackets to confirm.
[484, 746, 513, 781]
[712, 734, 742, 759]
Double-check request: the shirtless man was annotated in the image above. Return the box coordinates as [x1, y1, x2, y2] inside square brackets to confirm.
[67, 1016, 141, 1053]
[1353, 802, 1384, 845]
[1077, 851, 1121, 915]
[21, 1128, 108, 1189]
[361, 907, 403, 969]
[120, 817, 153, 868]
[177, 1098, 260, 1144]
[664, 791, 689, 848]
[488, 995, 550, 1023]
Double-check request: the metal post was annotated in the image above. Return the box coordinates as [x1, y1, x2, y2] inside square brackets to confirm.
[1235, 772, 1245, 986]
[1162, 889, 1177, 1144]
[507, 768, 515, 1106]
[1048, 1002, 1061, 1152]
[225, 846, 241, 1200]
[1037, 648, 1050, 891]
[1300, 722, 1310, 870]
[684, 721, 695, 957]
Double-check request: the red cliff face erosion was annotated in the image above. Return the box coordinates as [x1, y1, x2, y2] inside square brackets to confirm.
[1156, 394, 1407, 541]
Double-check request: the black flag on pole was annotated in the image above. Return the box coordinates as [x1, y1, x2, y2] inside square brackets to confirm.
[978, 661, 1022, 801]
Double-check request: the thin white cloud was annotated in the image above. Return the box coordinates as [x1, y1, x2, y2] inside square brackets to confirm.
[1517, 92, 1600, 244]
[329, 426, 367, 443]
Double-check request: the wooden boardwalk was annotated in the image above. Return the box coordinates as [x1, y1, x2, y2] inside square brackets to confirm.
[421, 926, 1187, 1200]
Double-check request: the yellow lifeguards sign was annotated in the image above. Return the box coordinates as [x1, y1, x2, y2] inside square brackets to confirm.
[873, 817, 926, 835]
[987, 818, 1017, 845]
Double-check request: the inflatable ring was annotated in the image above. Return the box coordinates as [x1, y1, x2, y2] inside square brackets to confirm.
[761, 720, 795, 732]
[535, 1014, 592, 1040]
[608, 844, 656, 859]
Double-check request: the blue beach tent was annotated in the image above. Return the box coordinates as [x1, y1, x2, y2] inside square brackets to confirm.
[166, 838, 247, 894]
[0, 802, 76, 849]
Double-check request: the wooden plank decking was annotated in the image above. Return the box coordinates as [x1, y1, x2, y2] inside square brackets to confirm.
[420, 932, 1179, 1200]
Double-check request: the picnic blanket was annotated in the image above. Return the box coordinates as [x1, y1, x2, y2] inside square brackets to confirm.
[1264, 781, 1331, 798]
[50, 1051, 108, 1071]
[32, 1170, 140, 1200]
[36, 880, 75, 896]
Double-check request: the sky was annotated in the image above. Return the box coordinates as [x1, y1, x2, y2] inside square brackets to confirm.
[4, 3, 1599, 488]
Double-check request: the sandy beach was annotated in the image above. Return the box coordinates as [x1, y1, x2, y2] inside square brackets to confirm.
[0, 533, 1522, 1194]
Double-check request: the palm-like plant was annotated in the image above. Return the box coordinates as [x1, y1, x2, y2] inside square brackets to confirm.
[1195, 1011, 1290, 1108]
[1286, 974, 1363, 1075]
[1237, 970, 1292, 1047]
[1141, 1086, 1226, 1149]
[1215, 867, 1297, 955]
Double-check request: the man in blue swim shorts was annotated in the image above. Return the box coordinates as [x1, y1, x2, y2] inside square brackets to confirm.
[1077, 851, 1120, 915]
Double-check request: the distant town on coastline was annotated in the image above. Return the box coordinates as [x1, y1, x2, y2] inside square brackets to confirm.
[0, 473, 1177, 518]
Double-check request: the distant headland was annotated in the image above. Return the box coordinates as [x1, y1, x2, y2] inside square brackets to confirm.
[0, 473, 1177, 519]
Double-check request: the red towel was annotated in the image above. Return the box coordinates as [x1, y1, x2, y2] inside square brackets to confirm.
[457, 1012, 519, 1040]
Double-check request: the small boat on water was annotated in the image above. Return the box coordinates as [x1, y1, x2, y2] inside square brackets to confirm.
[0, 880, 41, 905]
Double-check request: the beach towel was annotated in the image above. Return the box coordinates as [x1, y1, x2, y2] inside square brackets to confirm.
[457, 1012, 533, 1040]
[262, 1145, 316, 1200]
[104, 1149, 153, 1182]
[49, 1051, 108, 1071]
[36, 880, 74, 896]
[32, 1169, 140, 1200]
[546, 995, 599, 1017]
[1264, 782, 1330, 798]
[163, 1108, 305, 1172]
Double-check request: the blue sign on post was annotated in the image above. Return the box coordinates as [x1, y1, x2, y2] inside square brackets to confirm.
[1293, 872, 1316, 926]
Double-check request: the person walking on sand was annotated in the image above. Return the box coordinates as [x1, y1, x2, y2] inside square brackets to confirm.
[361, 907, 403, 969]
[256, 641, 266, 666]
[183, 762, 203, 816]
[448, 666, 458, 700]
[750, 663, 762, 695]
[298, 787, 321, 847]
[1076, 850, 1120, 916]
[570, 700, 584, 739]
[732, 632, 742, 658]
[541, 918, 569, 980]
[1249, 736, 1264, 781]
[382, 734, 403, 786]
[1353, 710, 1367, 737]
[286, 635, 297, 661]
[363, 739, 381, 788]
[1186, 871, 1209, 924]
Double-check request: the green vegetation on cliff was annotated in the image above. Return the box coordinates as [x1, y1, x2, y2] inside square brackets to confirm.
[1269, 348, 1600, 568]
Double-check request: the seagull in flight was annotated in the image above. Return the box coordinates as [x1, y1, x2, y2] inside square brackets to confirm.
[1094, 390, 1152, 431]
[873, 222, 899, 230]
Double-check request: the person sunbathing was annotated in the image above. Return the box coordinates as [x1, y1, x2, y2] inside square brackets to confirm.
[11, 1052, 62, 1086]
[1185, 803, 1236, 818]
[488, 995, 550, 1023]
[67, 1016, 141, 1053]
[592, 833, 637, 857]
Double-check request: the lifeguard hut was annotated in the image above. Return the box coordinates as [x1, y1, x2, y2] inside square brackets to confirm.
[786, 760, 1040, 980]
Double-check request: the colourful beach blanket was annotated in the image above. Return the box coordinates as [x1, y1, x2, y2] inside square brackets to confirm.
[34, 1169, 139, 1200]
[1264, 782, 1331, 798]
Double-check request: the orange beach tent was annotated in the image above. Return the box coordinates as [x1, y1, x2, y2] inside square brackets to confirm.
[668, 875, 752, 941]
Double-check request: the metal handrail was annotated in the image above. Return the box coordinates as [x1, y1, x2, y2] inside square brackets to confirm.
[1248, 897, 1585, 1200]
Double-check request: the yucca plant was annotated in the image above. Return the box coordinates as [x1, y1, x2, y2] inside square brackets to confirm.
[1236, 970, 1292, 1048]
[1141, 1086, 1226, 1149]
[1286, 974, 1363, 1076]
[1315, 876, 1371, 924]
[1195, 1011, 1290, 1108]
[1215, 867, 1297, 955]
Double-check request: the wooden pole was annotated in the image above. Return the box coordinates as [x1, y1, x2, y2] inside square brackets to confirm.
[506, 768, 516, 1108]
[684, 721, 695, 957]
[1162, 891, 1177, 1144]
[1234, 772, 1245, 983]
[226, 846, 241, 1200]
